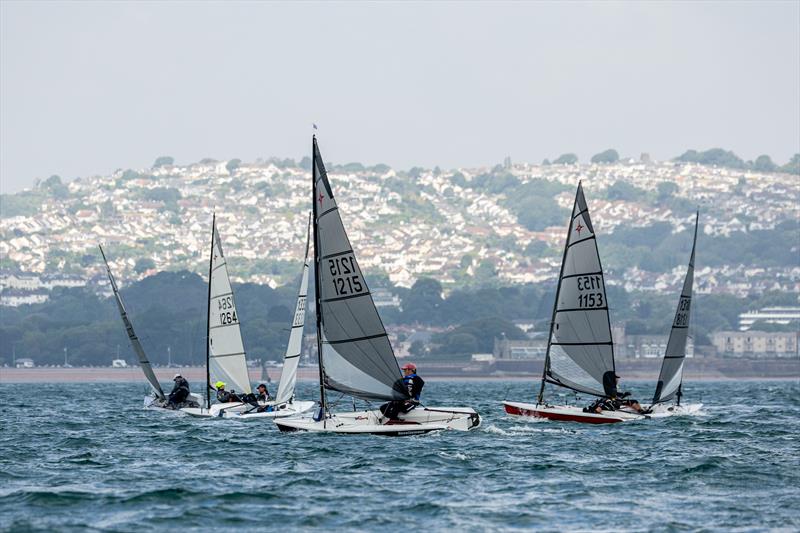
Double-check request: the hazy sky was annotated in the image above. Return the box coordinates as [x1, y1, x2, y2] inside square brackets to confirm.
[1, 1, 798, 193]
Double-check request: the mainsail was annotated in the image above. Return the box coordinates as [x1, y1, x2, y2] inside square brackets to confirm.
[274, 214, 312, 405]
[539, 182, 615, 400]
[99, 245, 165, 401]
[652, 211, 698, 405]
[207, 214, 252, 397]
[312, 137, 408, 402]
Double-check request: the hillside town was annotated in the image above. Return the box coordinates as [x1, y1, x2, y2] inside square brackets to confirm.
[1, 155, 798, 306]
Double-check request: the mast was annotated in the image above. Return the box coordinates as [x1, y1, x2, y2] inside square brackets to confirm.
[537, 182, 580, 404]
[206, 212, 215, 410]
[312, 136, 328, 420]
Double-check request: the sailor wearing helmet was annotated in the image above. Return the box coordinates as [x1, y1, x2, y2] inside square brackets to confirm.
[380, 362, 425, 421]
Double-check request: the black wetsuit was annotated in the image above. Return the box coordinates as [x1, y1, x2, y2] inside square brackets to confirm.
[380, 374, 425, 420]
[168, 377, 190, 407]
[216, 389, 241, 403]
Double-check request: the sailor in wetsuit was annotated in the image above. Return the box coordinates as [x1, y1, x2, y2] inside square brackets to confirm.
[167, 373, 191, 408]
[214, 381, 242, 403]
[380, 362, 425, 421]
[585, 372, 646, 414]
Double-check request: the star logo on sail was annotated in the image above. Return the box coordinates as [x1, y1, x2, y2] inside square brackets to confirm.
[575, 222, 584, 235]
[318, 192, 325, 205]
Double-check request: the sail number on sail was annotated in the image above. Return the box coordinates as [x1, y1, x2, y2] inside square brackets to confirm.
[674, 297, 691, 326]
[575, 275, 604, 308]
[328, 255, 365, 297]
[293, 297, 306, 327]
[216, 295, 238, 325]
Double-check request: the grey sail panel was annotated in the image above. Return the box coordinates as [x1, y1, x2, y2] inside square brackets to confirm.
[275, 215, 311, 405]
[208, 223, 252, 395]
[100, 246, 165, 401]
[314, 139, 407, 401]
[653, 212, 698, 404]
[545, 183, 615, 397]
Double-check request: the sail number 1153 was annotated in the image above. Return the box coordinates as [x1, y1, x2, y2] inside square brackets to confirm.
[576, 275, 604, 308]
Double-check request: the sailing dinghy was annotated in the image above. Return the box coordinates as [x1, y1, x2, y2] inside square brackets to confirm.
[274, 136, 481, 435]
[502, 182, 646, 424]
[181, 214, 314, 419]
[100, 245, 202, 410]
[647, 211, 703, 417]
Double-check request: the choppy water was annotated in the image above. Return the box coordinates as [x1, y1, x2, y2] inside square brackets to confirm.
[1, 380, 799, 531]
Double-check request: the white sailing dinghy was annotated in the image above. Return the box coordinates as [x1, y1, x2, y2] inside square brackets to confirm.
[503, 182, 646, 424]
[99, 245, 202, 410]
[647, 211, 703, 417]
[224, 214, 316, 420]
[274, 136, 481, 435]
[182, 214, 314, 419]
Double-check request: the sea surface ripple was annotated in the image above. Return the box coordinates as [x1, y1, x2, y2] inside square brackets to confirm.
[1, 380, 799, 531]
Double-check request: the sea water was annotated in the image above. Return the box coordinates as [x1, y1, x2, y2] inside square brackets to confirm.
[1, 380, 798, 531]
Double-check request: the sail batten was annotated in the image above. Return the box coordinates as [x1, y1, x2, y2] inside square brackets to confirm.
[313, 138, 408, 402]
[541, 183, 615, 399]
[100, 245, 165, 401]
[207, 219, 252, 395]
[652, 212, 698, 405]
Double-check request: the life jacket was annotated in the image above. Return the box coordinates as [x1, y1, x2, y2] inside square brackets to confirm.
[403, 374, 424, 401]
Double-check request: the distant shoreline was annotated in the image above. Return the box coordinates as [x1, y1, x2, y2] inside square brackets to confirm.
[1, 364, 797, 384]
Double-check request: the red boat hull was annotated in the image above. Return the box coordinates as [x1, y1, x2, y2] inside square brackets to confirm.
[503, 401, 630, 424]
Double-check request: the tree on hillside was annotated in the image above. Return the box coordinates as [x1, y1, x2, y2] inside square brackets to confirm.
[782, 153, 800, 175]
[401, 278, 444, 323]
[591, 149, 619, 164]
[753, 155, 777, 172]
[675, 148, 745, 169]
[553, 153, 578, 165]
[657, 181, 679, 201]
[134, 257, 156, 274]
[153, 156, 174, 167]
[226, 159, 242, 173]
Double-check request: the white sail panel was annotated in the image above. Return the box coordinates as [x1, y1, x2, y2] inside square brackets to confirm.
[208, 224, 251, 395]
[100, 246, 165, 401]
[313, 139, 407, 402]
[275, 222, 311, 405]
[653, 213, 698, 404]
[546, 183, 616, 397]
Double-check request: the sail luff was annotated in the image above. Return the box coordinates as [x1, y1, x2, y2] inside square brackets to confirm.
[99, 245, 165, 401]
[275, 212, 312, 405]
[652, 211, 698, 405]
[312, 137, 328, 415]
[206, 213, 214, 409]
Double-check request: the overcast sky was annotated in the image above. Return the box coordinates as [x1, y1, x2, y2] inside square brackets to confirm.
[1, 1, 798, 193]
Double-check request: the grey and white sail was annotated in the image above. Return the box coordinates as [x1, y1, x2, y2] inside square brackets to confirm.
[542, 182, 615, 398]
[99, 245, 165, 401]
[207, 218, 252, 395]
[274, 214, 312, 405]
[652, 211, 698, 405]
[313, 137, 408, 401]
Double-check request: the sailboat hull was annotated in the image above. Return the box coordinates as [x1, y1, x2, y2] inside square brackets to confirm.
[143, 393, 202, 411]
[274, 406, 481, 435]
[180, 400, 316, 419]
[503, 401, 646, 424]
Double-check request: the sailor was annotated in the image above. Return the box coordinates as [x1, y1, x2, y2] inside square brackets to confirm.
[255, 383, 272, 403]
[167, 373, 191, 408]
[586, 373, 646, 414]
[254, 383, 275, 412]
[214, 381, 241, 403]
[380, 362, 425, 421]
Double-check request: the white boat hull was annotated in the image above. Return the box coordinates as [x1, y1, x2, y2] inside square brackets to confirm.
[180, 400, 316, 420]
[274, 406, 481, 435]
[503, 401, 646, 424]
